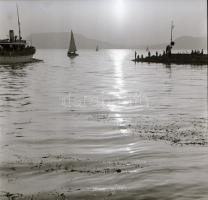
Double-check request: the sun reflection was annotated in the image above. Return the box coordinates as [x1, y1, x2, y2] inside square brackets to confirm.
[115, 113, 124, 124]
[107, 50, 128, 129]
[111, 50, 127, 98]
[126, 143, 136, 154]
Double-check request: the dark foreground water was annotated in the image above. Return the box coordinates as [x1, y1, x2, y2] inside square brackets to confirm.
[0, 49, 207, 199]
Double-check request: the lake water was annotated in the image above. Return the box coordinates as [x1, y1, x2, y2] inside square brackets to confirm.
[0, 49, 207, 199]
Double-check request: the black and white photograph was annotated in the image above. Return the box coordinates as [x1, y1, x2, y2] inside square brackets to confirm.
[0, 0, 207, 199]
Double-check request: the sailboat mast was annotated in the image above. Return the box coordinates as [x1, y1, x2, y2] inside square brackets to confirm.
[16, 4, 21, 40]
[69, 30, 77, 53]
[170, 21, 174, 43]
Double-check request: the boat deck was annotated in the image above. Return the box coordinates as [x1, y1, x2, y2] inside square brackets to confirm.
[133, 53, 208, 65]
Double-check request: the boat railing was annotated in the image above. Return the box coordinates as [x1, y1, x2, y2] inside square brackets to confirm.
[0, 46, 36, 56]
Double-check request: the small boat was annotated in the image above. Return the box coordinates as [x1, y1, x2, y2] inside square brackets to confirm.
[67, 30, 78, 57]
[0, 5, 36, 64]
[96, 44, 99, 52]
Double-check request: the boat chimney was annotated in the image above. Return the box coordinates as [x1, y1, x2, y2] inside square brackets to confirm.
[170, 21, 175, 46]
[9, 30, 15, 42]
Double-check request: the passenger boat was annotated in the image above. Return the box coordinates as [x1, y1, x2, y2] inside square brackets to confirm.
[0, 5, 36, 64]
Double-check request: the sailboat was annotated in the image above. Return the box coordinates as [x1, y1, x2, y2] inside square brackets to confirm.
[67, 30, 78, 57]
[96, 44, 99, 52]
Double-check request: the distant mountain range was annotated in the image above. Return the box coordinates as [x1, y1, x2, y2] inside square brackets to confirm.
[28, 32, 122, 49]
[146, 36, 207, 50]
[28, 32, 207, 50]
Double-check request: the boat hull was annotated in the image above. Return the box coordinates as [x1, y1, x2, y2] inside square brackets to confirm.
[67, 52, 79, 58]
[0, 54, 34, 64]
[133, 54, 208, 65]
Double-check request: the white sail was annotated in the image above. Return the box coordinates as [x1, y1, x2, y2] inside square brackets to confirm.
[68, 30, 77, 53]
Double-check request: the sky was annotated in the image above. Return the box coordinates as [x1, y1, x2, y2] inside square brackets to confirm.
[0, 0, 207, 45]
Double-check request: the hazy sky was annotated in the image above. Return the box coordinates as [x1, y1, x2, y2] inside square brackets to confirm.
[0, 0, 207, 45]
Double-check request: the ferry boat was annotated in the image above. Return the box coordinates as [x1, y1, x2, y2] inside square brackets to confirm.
[0, 6, 36, 64]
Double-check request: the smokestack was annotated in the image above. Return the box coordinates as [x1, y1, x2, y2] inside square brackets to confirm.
[9, 30, 15, 42]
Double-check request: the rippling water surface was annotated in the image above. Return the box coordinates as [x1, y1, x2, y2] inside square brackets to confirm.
[0, 49, 207, 199]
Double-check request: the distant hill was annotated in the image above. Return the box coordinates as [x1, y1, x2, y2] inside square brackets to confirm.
[28, 33, 207, 50]
[174, 36, 207, 50]
[28, 32, 124, 49]
[146, 36, 207, 50]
